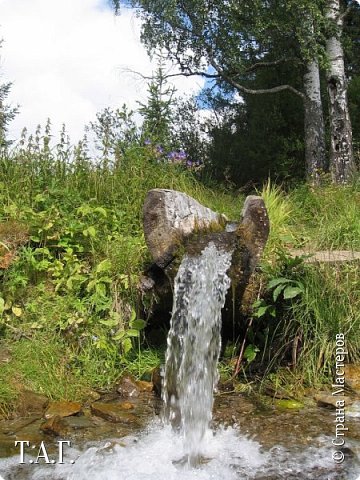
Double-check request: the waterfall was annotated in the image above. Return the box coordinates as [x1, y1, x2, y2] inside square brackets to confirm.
[162, 243, 233, 466]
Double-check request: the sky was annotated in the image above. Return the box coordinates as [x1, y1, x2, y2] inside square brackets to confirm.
[0, 0, 205, 144]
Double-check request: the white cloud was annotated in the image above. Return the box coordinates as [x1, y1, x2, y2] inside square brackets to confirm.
[0, 0, 205, 143]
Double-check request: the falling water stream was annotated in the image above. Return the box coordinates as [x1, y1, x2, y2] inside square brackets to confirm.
[1, 243, 360, 479]
[162, 243, 233, 466]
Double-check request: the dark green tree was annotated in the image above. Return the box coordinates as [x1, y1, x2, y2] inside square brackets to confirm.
[138, 59, 176, 148]
[112, 0, 329, 183]
[112, 0, 359, 184]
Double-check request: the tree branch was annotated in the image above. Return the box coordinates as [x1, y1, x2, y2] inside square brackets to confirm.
[210, 56, 306, 99]
[244, 57, 292, 73]
[338, 3, 355, 22]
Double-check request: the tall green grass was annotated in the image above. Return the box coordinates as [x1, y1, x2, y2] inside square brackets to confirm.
[288, 181, 360, 250]
[256, 181, 360, 387]
[292, 263, 360, 382]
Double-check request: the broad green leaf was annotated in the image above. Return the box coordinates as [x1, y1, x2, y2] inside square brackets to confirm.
[267, 277, 292, 289]
[122, 338, 133, 354]
[113, 330, 127, 341]
[126, 329, 140, 338]
[83, 226, 96, 238]
[98, 276, 112, 284]
[34, 193, 46, 203]
[283, 286, 303, 300]
[132, 319, 146, 330]
[268, 305, 276, 317]
[77, 204, 93, 216]
[95, 283, 106, 297]
[44, 222, 54, 230]
[244, 344, 259, 363]
[252, 299, 264, 309]
[96, 259, 111, 273]
[254, 305, 269, 318]
[94, 207, 107, 217]
[30, 236, 41, 242]
[273, 284, 285, 302]
[130, 309, 136, 323]
[0, 297, 5, 315]
[86, 279, 97, 292]
[99, 318, 119, 327]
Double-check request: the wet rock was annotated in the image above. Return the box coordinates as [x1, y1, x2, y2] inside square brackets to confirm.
[1, 416, 41, 435]
[90, 402, 139, 424]
[345, 364, 360, 394]
[315, 392, 350, 409]
[40, 415, 69, 436]
[116, 376, 140, 397]
[44, 401, 82, 419]
[346, 400, 360, 418]
[136, 380, 153, 393]
[63, 416, 96, 429]
[238, 195, 270, 272]
[0, 418, 45, 458]
[143, 189, 224, 268]
[17, 391, 49, 416]
[151, 367, 162, 397]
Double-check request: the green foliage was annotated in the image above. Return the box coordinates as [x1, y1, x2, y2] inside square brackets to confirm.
[138, 59, 176, 148]
[288, 181, 360, 250]
[207, 66, 305, 186]
[0, 115, 241, 410]
[235, 181, 360, 387]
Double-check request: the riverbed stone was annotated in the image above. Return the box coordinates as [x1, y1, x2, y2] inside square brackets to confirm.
[136, 380, 153, 393]
[116, 376, 141, 397]
[44, 401, 82, 419]
[90, 402, 139, 424]
[346, 400, 360, 418]
[151, 367, 162, 397]
[315, 392, 351, 409]
[40, 415, 69, 436]
[344, 364, 360, 394]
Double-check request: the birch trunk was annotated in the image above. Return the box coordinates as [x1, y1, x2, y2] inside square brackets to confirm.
[303, 59, 326, 183]
[326, 0, 356, 183]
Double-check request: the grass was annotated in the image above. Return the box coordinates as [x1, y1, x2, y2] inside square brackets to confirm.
[287, 180, 360, 250]
[0, 128, 359, 412]
[291, 262, 360, 382]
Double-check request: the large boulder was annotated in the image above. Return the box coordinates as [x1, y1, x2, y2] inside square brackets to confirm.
[143, 189, 226, 268]
[143, 189, 269, 282]
[142, 189, 270, 335]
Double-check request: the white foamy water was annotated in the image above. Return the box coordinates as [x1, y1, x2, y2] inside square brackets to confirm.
[0, 422, 266, 480]
[1, 422, 359, 480]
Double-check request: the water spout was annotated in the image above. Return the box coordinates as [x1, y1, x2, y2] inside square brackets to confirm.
[162, 243, 233, 466]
